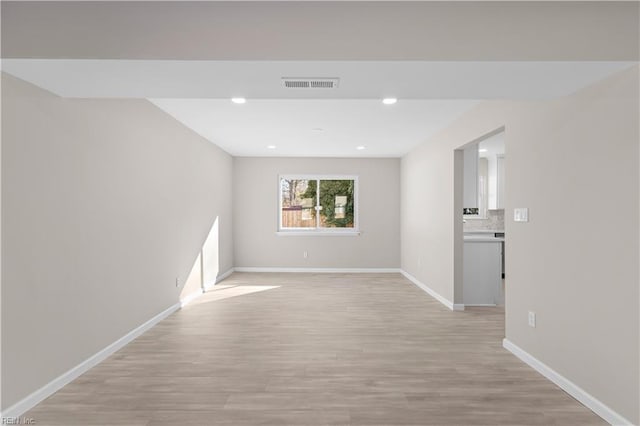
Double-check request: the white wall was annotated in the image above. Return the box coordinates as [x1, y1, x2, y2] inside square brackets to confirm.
[1, 73, 233, 410]
[233, 157, 400, 269]
[0, 9, 4, 408]
[504, 67, 639, 425]
[402, 103, 506, 303]
[401, 66, 639, 424]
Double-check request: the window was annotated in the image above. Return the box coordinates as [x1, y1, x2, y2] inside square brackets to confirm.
[279, 175, 358, 234]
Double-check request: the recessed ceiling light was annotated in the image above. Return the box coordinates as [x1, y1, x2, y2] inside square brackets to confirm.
[231, 97, 247, 104]
[312, 128, 324, 131]
[479, 148, 488, 153]
[267, 145, 277, 149]
[382, 98, 398, 105]
[356, 146, 366, 150]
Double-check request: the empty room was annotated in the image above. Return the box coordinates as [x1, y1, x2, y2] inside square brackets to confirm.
[1, 1, 639, 425]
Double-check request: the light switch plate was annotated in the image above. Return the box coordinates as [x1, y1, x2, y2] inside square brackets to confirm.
[514, 207, 529, 222]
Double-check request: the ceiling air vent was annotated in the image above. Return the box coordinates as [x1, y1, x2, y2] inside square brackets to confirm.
[282, 77, 340, 89]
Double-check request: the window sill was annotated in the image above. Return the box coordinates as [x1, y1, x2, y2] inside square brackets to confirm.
[276, 231, 361, 237]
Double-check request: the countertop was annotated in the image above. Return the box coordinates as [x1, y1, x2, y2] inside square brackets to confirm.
[464, 236, 504, 243]
[464, 230, 505, 243]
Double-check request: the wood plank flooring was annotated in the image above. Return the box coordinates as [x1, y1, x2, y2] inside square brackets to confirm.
[26, 273, 605, 425]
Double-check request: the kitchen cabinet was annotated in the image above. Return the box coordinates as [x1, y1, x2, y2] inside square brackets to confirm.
[463, 143, 478, 209]
[463, 239, 502, 305]
[486, 154, 506, 210]
[496, 155, 505, 209]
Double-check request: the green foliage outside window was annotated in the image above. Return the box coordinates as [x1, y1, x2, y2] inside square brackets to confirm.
[302, 180, 354, 228]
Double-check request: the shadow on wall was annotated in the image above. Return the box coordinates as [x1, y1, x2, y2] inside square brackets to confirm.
[180, 217, 220, 301]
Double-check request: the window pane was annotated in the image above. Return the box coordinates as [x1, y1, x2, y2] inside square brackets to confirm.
[318, 180, 355, 228]
[281, 179, 317, 228]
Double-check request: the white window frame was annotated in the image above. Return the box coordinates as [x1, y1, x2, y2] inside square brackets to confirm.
[277, 174, 360, 236]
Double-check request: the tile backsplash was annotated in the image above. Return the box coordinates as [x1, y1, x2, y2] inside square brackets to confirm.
[464, 209, 505, 231]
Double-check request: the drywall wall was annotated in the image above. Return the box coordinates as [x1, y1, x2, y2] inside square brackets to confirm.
[401, 65, 639, 423]
[504, 66, 639, 425]
[1, 73, 233, 410]
[233, 157, 400, 269]
[0, 12, 3, 409]
[401, 103, 506, 303]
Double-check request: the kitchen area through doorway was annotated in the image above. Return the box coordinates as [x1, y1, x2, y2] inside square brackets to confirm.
[461, 130, 506, 308]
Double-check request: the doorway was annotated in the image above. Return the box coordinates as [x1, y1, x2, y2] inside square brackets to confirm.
[454, 128, 506, 316]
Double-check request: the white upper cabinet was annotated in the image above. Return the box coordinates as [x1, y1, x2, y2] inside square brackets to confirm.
[495, 154, 505, 210]
[463, 143, 479, 210]
[478, 132, 505, 211]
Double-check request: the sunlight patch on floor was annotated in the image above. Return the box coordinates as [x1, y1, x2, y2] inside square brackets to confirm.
[187, 285, 281, 306]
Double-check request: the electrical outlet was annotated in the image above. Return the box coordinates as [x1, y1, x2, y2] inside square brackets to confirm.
[175, 277, 181, 288]
[528, 311, 536, 328]
[303, 251, 308, 259]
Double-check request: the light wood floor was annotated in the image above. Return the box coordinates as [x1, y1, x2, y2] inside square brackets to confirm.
[26, 273, 604, 425]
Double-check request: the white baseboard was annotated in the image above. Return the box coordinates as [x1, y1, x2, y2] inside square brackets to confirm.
[233, 267, 401, 273]
[217, 267, 235, 282]
[400, 270, 463, 311]
[3, 266, 236, 418]
[1, 302, 181, 418]
[503, 338, 632, 426]
[465, 303, 497, 307]
[203, 267, 235, 291]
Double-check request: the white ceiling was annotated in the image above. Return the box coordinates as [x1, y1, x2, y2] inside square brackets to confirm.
[2, 2, 637, 159]
[9, 0, 630, 2]
[3, 59, 635, 157]
[149, 98, 479, 157]
[2, 60, 634, 100]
